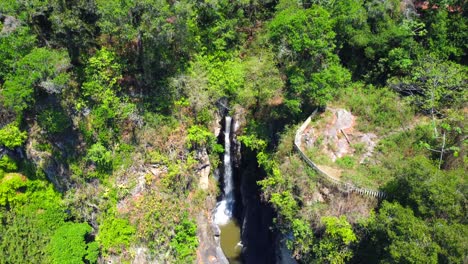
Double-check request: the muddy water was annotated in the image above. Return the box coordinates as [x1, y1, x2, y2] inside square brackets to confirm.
[219, 219, 242, 263]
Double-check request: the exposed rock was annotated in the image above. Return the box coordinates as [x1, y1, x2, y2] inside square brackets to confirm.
[196, 204, 229, 264]
[276, 235, 298, 264]
[212, 111, 223, 138]
[131, 247, 149, 264]
[1, 15, 21, 34]
[359, 133, 378, 163]
[25, 134, 69, 191]
[232, 105, 247, 135]
[197, 148, 210, 190]
[320, 187, 330, 196]
[309, 108, 378, 163]
[232, 106, 247, 169]
[148, 165, 167, 177]
[239, 148, 277, 264]
[311, 191, 325, 203]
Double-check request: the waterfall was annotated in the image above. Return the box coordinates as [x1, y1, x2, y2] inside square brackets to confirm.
[214, 116, 234, 225]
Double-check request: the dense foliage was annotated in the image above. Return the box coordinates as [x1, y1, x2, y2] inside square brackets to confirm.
[0, 0, 466, 263]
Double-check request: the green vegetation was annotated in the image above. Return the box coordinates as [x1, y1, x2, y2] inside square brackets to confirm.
[47, 222, 99, 264]
[97, 216, 135, 255]
[0, 123, 27, 149]
[0, 0, 466, 263]
[170, 214, 199, 262]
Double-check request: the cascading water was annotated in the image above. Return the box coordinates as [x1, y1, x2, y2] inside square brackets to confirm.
[214, 116, 242, 263]
[214, 116, 234, 225]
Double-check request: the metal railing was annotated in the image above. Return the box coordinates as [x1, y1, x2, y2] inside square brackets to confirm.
[294, 109, 387, 199]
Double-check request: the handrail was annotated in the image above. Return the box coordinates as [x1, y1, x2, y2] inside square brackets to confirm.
[294, 109, 387, 199]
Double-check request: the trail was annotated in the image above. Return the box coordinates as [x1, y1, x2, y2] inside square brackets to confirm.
[294, 109, 387, 199]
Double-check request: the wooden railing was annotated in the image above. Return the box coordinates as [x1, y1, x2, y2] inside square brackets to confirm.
[294, 109, 387, 199]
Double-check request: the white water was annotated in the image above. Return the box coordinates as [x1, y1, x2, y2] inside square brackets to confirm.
[214, 116, 234, 226]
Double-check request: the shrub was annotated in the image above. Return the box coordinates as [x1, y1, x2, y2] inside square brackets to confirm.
[38, 108, 70, 134]
[47, 222, 99, 264]
[0, 155, 17, 172]
[86, 143, 112, 172]
[0, 123, 27, 149]
[336, 156, 355, 169]
[97, 217, 135, 255]
[170, 214, 198, 262]
[186, 125, 222, 153]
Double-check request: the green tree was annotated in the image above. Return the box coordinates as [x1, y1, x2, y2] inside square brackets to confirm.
[238, 51, 283, 111]
[387, 156, 465, 222]
[433, 220, 468, 264]
[0, 175, 67, 264]
[47, 222, 99, 264]
[0, 155, 17, 172]
[368, 201, 439, 264]
[269, 6, 350, 110]
[1, 48, 70, 113]
[38, 108, 71, 134]
[313, 216, 357, 264]
[0, 25, 36, 80]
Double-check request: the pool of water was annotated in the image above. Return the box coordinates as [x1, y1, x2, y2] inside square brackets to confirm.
[219, 218, 242, 264]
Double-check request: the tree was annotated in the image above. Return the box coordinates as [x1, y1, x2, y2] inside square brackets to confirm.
[238, 51, 283, 111]
[48, 0, 99, 64]
[269, 6, 350, 110]
[1, 48, 70, 113]
[313, 216, 357, 264]
[389, 57, 467, 168]
[169, 214, 198, 262]
[0, 175, 67, 264]
[47, 222, 99, 264]
[0, 25, 36, 80]
[387, 156, 465, 222]
[368, 201, 439, 264]
[433, 220, 468, 264]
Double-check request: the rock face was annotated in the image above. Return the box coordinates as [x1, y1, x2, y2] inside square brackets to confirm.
[305, 108, 378, 163]
[1, 15, 21, 34]
[196, 208, 229, 264]
[196, 116, 228, 264]
[238, 148, 277, 264]
[197, 148, 210, 190]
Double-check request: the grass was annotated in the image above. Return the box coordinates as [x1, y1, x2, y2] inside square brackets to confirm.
[298, 85, 431, 190]
[335, 85, 414, 135]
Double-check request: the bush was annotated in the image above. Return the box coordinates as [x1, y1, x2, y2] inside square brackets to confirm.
[0, 155, 17, 172]
[0, 123, 27, 149]
[170, 214, 198, 262]
[86, 143, 112, 172]
[38, 108, 70, 134]
[186, 125, 222, 153]
[336, 156, 355, 169]
[97, 217, 135, 255]
[47, 222, 99, 264]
